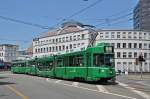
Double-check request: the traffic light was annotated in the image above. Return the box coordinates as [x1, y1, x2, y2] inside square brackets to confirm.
[138, 55, 145, 62]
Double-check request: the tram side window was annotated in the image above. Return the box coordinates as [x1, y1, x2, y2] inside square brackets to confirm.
[76, 56, 83, 66]
[69, 55, 83, 66]
[57, 59, 63, 67]
[49, 61, 53, 70]
[93, 54, 104, 66]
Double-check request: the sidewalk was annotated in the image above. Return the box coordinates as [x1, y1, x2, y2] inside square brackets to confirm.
[117, 74, 150, 81]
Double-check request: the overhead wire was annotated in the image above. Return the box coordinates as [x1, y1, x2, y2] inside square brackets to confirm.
[99, 18, 133, 28]
[95, 12, 133, 27]
[52, 0, 103, 27]
[0, 15, 51, 29]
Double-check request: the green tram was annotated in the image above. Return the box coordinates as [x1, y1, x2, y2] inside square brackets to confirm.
[11, 43, 116, 82]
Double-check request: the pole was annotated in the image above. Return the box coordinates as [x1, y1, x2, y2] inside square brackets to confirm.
[140, 62, 143, 79]
[134, 64, 136, 76]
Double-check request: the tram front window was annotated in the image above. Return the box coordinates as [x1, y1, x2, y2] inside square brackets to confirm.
[93, 54, 114, 66]
[104, 54, 114, 66]
[93, 54, 104, 66]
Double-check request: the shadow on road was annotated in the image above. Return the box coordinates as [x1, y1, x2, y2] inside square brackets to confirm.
[54, 77, 118, 85]
[0, 82, 16, 85]
[0, 77, 9, 79]
[85, 81, 118, 85]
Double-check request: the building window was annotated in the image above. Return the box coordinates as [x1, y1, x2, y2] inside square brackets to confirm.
[59, 46, 61, 51]
[38, 48, 40, 53]
[46, 47, 48, 52]
[117, 43, 120, 48]
[111, 32, 115, 38]
[128, 52, 132, 58]
[139, 43, 142, 48]
[149, 44, 150, 49]
[117, 52, 121, 58]
[59, 38, 61, 42]
[111, 43, 115, 47]
[73, 35, 76, 41]
[43, 48, 45, 53]
[52, 47, 55, 52]
[49, 47, 51, 52]
[73, 44, 76, 48]
[77, 43, 80, 47]
[66, 37, 69, 42]
[53, 39, 55, 43]
[56, 38, 58, 43]
[56, 46, 58, 51]
[70, 44, 72, 49]
[63, 45, 65, 50]
[81, 34, 85, 39]
[123, 52, 126, 58]
[134, 52, 137, 58]
[123, 43, 126, 48]
[100, 32, 103, 38]
[70, 36, 72, 41]
[35, 49, 37, 53]
[117, 32, 120, 38]
[128, 32, 132, 39]
[134, 43, 137, 48]
[128, 43, 132, 48]
[144, 43, 147, 49]
[77, 35, 80, 40]
[105, 32, 109, 38]
[41, 48, 43, 53]
[139, 32, 142, 39]
[144, 53, 147, 58]
[133, 32, 137, 39]
[62, 37, 65, 42]
[122, 32, 126, 38]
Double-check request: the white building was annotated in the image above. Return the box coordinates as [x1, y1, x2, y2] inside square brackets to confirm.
[0, 44, 19, 62]
[96, 30, 150, 72]
[33, 21, 95, 57]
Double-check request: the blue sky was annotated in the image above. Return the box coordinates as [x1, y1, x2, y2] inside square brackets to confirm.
[0, 0, 138, 50]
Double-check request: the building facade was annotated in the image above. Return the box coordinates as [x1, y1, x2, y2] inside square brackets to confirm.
[134, 0, 150, 31]
[0, 44, 19, 63]
[33, 21, 95, 58]
[96, 30, 150, 72]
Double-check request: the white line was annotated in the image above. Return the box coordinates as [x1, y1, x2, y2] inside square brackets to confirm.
[117, 81, 150, 99]
[46, 78, 136, 99]
[96, 85, 108, 92]
[72, 82, 79, 87]
[55, 80, 62, 83]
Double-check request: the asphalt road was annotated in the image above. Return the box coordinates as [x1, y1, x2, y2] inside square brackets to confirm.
[0, 72, 150, 99]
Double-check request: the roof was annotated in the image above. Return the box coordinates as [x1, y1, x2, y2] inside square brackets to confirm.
[0, 44, 18, 47]
[97, 29, 150, 32]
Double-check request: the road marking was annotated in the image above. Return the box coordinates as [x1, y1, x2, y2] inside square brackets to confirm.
[117, 81, 150, 99]
[96, 85, 108, 92]
[46, 78, 136, 99]
[55, 80, 62, 83]
[72, 82, 79, 87]
[6, 85, 29, 99]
